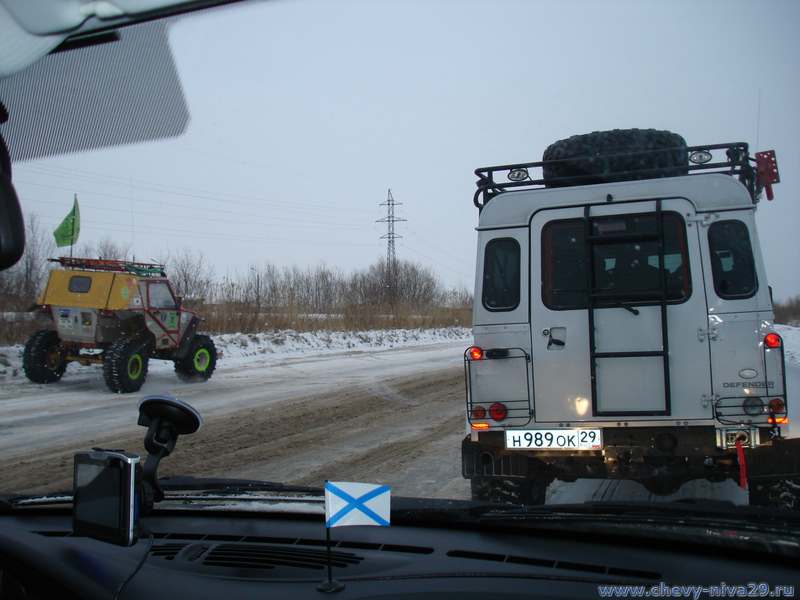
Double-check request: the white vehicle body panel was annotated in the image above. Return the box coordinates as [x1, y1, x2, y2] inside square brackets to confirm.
[469, 173, 784, 438]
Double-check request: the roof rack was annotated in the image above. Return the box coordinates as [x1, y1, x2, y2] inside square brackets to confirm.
[49, 257, 166, 275]
[473, 142, 771, 210]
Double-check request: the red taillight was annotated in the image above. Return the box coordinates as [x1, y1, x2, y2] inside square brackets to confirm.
[489, 403, 507, 421]
[472, 405, 486, 419]
[468, 346, 484, 360]
[765, 333, 782, 348]
[100, 310, 115, 318]
[38, 305, 51, 312]
[471, 423, 490, 430]
[769, 398, 785, 414]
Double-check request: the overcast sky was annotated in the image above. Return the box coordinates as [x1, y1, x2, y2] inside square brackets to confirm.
[10, 0, 800, 300]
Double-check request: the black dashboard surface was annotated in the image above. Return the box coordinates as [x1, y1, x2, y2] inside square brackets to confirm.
[2, 507, 799, 599]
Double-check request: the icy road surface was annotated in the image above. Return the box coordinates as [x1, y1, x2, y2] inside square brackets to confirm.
[0, 325, 798, 504]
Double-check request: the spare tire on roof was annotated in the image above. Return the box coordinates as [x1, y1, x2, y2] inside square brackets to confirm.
[542, 128, 688, 188]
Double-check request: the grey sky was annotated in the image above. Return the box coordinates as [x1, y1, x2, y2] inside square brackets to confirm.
[11, 0, 800, 300]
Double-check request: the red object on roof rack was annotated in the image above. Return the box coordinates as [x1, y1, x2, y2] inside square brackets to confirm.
[755, 150, 779, 201]
[49, 257, 166, 274]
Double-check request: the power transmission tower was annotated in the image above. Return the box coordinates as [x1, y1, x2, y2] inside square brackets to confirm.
[376, 189, 406, 306]
[376, 189, 406, 268]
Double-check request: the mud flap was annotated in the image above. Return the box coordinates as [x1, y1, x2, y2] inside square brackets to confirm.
[461, 435, 530, 479]
[744, 438, 800, 480]
[173, 316, 200, 360]
[462, 436, 555, 505]
[745, 438, 800, 509]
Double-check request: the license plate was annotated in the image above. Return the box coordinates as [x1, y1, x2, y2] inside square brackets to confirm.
[505, 428, 602, 450]
[58, 313, 73, 331]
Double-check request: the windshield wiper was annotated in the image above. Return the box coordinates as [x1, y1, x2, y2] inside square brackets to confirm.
[0, 477, 324, 510]
[0, 492, 73, 509]
[158, 476, 324, 496]
[476, 498, 800, 529]
[158, 475, 325, 496]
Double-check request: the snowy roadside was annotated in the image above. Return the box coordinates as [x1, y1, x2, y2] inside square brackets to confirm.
[776, 325, 800, 366]
[3, 324, 798, 382]
[0, 327, 473, 381]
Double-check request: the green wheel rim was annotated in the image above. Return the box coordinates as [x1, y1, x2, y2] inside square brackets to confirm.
[127, 354, 143, 379]
[45, 347, 63, 370]
[193, 348, 210, 372]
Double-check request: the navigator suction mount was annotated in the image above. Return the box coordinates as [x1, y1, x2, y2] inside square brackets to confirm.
[138, 394, 203, 506]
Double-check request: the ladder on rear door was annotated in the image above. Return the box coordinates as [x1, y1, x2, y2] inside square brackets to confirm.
[583, 200, 672, 417]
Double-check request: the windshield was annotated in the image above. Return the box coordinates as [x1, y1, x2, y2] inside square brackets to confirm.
[0, 0, 799, 520]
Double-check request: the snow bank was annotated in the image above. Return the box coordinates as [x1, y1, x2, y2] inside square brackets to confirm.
[2, 325, 798, 382]
[775, 325, 800, 366]
[215, 327, 472, 366]
[0, 327, 473, 381]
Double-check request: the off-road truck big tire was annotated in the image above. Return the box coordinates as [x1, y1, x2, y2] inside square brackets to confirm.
[542, 128, 688, 188]
[174, 334, 217, 383]
[103, 337, 149, 393]
[23, 329, 67, 383]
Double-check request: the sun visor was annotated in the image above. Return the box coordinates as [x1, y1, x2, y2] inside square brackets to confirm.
[0, 18, 189, 162]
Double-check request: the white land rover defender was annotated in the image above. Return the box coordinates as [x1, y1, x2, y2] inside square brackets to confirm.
[462, 129, 799, 508]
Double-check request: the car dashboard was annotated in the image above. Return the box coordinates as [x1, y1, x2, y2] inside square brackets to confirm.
[1, 502, 799, 600]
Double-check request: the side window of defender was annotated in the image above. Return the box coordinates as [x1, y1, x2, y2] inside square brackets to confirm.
[148, 281, 178, 309]
[482, 238, 520, 311]
[708, 220, 757, 299]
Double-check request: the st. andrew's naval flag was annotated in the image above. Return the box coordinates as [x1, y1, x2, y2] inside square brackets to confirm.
[324, 481, 390, 528]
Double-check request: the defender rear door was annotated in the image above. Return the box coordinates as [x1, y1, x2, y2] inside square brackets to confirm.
[530, 198, 712, 423]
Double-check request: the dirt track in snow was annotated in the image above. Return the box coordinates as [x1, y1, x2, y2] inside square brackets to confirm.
[0, 340, 748, 504]
[0, 359, 471, 500]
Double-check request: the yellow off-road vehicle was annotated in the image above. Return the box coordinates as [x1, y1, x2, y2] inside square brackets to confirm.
[23, 257, 217, 393]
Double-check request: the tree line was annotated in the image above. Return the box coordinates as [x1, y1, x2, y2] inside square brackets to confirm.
[0, 220, 472, 344]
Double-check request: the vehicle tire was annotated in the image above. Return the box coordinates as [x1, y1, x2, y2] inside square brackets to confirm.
[471, 476, 548, 505]
[174, 334, 217, 383]
[542, 128, 688, 188]
[748, 478, 800, 510]
[22, 329, 67, 383]
[103, 338, 149, 393]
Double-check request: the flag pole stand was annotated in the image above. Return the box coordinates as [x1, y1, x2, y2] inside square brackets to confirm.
[316, 526, 345, 593]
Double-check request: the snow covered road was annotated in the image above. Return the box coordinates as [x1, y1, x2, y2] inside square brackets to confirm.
[0, 330, 470, 460]
[1, 325, 798, 504]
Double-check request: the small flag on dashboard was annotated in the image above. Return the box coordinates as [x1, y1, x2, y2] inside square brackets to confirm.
[324, 481, 391, 528]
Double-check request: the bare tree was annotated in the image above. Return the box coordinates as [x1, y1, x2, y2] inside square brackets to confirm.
[168, 246, 216, 305]
[73, 235, 131, 261]
[444, 285, 473, 309]
[395, 260, 442, 309]
[347, 261, 388, 307]
[0, 214, 56, 309]
[346, 259, 443, 310]
[307, 262, 345, 313]
[244, 262, 281, 329]
[95, 236, 131, 260]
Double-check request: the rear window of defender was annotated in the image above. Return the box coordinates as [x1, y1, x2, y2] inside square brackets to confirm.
[708, 220, 757, 299]
[542, 212, 690, 310]
[482, 238, 520, 311]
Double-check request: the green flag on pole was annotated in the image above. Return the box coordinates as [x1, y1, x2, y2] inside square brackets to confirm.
[54, 196, 80, 248]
